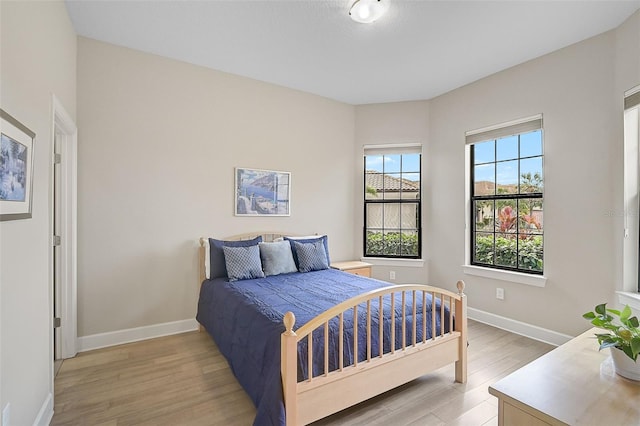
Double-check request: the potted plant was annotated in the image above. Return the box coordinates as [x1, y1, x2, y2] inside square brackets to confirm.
[583, 303, 640, 380]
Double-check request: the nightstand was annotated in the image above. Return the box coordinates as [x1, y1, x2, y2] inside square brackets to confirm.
[330, 261, 372, 278]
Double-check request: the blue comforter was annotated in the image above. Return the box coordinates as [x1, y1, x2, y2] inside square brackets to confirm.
[196, 269, 449, 425]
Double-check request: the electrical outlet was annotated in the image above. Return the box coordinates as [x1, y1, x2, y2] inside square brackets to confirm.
[496, 288, 505, 300]
[389, 271, 396, 280]
[3, 403, 10, 426]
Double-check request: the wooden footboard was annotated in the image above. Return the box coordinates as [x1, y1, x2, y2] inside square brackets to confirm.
[281, 281, 467, 426]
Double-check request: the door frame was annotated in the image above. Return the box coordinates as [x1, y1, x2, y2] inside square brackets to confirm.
[51, 94, 77, 359]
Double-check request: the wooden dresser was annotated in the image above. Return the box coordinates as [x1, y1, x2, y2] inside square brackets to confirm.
[489, 328, 640, 425]
[330, 261, 372, 277]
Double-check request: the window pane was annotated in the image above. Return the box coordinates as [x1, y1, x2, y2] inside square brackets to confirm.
[365, 155, 384, 172]
[384, 154, 401, 173]
[496, 135, 518, 161]
[474, 164, 495, 195]
[383, 231, 402, 255]
[400, 230, 419, 256]
[400, 203, 419, 229]
[518, 198, 543, 234]
[401, 173, 420, 198]
[519, 235, 543, 272]
[520, 157, 543, 193]
[474, 200, 494, 231]
[365, 231, 384, 256]
[383, 204, 400, 229]
[474, 140, 495, 164]
[495, 234, 517, 267]
[495, 200, 517, 233]
[474, 233, 494, 265]
[496, 160, 518, 194]
[401, 153, 420, 173]
[520, 130, 543, 158]
[365, 172, 381, 200]
[383, 173, 401, 199]
[366, 203, 383, 228]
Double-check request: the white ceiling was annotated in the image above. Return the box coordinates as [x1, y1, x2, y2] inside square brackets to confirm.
[65, 0, 640, 105]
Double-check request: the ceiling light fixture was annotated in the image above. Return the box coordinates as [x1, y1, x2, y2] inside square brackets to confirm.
[349, 0, 389, 24]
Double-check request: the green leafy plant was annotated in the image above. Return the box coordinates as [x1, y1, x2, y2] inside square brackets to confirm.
[474, 234, 543, 272]
[365, 232, 418, 257]
[583, 303, 640, 361]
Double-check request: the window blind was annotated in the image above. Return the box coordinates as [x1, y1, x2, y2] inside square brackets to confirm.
[625, 87, 640, 111]
[465, 114, 543, 145]
[363, 143, 422, 156]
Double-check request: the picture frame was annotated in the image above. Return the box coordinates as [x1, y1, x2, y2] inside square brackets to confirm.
[235, 167, 291, 216]
[1, 109, 36, 221]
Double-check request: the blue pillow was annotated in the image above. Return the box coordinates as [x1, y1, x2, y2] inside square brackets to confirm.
[292, 240, 329, 272]
[259, 241, 298, 276]
[222, 245, 265, 281]
[209, 236, 262, 278]
[285, 235, 330, 268]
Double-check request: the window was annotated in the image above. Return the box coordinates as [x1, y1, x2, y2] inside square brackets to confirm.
[468, 116, 543, 274]
[363, 145, 421, 258]
[623, 87, 640, 292]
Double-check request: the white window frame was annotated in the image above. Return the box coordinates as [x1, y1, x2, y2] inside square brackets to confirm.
[463, 114, 547, 287]
[619, 85, 640, 310]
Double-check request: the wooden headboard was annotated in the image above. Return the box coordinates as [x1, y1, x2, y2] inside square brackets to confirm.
[198, 232, 295, 285]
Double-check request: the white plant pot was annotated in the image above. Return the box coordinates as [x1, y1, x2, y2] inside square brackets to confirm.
[610, 347, 640, 381]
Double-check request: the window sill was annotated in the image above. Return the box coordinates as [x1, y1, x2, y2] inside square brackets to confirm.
[462, 265, 547, 287]
[362, 257, 425, 268]
[617, 292, 640, 312]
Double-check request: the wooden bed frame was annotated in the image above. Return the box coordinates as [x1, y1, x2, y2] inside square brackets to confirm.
[198, 232, 467, 426]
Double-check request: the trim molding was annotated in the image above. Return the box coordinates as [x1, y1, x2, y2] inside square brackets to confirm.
[33, 393, 53, 426]
[78, 319, 199, 352]
[462, 265, 547, 287]
[468, 307, 572, 347]
[362, 257, 425, 268]
[52, 94, 79, 359]
[617, 291, 640, 312]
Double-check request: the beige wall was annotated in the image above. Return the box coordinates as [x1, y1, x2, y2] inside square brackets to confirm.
[0, 1, 77, 424]
[429, 29, 628, 336]
[76, 38, 355, 336]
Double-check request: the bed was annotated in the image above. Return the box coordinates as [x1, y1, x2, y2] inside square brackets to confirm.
[196, 232, 467, 426]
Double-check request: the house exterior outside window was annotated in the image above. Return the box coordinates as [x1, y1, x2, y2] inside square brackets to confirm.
[467, 116, 544, 274]
[363, 145, 421, 258]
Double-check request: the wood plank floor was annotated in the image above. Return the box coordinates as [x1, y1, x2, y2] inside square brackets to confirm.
[52, 320, 553, 425]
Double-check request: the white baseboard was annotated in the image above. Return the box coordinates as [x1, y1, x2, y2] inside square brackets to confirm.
[468, 307, 573, 347]
[78, 318, 199, 352]
[33, 392, 53, 426]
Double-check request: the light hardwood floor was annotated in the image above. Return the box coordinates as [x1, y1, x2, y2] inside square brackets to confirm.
[52, 320, 552, 426]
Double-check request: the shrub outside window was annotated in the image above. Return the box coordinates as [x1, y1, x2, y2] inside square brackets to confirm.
[364, 151, 421, 258]
[470, 126, 544, 274]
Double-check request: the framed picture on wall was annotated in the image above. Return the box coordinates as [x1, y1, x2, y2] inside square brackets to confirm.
[235, 167, 291, 216]
[0, 109, 36, 221]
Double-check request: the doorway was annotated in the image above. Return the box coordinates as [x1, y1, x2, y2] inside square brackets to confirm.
[51, 95, 78, 375]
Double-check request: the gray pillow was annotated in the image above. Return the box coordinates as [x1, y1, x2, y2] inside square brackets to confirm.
[259, 241, 297, 276]
[292, 240, 329, 272]
[222, 245, 265, 281]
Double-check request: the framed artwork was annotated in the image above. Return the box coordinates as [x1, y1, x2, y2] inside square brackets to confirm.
[235, 167, 291, 216]
[1, 109, 35, 221]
